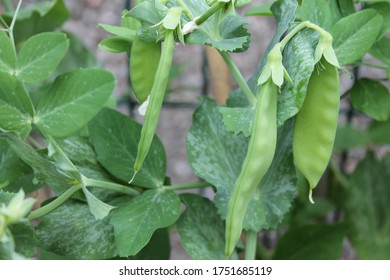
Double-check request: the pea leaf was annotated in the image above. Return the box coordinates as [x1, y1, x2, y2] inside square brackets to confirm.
[8, 223, 36, 258]
[343, 153, 390, 259]
[88, 108, 167, 188]
[1, 0, 70, 45]
[298, 0, 333, 30]
[331, 9, 383, 66]
[110, 189, 180, 257]
[369, 120, 390, 144]
[35, 200, 117, 259]
[369, 2, 390, 38]
[0, 30, 16, 74]
[129, 229, 171, 260]
[349, 79, 390, 121]
[369, 37, 390, 66]
[186, 98, 296, 231]
[219, 107, 254, 137]
[177, 194, 232, 260]
[245, 4, 273, 16]
[273, 224, 345, 260]
[99, 37, 133, 53]
[35, 69, 115, 137]
[334, 125, 370, 152]
[0, 72, 34, 134]
[16, 32, 69, 84]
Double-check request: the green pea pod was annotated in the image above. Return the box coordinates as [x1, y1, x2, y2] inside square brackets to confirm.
[225, 79, 278, 257]
[130, 38, 162, 103]
[131, 30, 175, 181]
[293, 58, 340, 202]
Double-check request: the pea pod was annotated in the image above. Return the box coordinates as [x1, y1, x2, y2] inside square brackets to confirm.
[225, 79, 278, 257]
[130, 38, 162, 103]
[131, 30, 175, 181]
[293, 58, 340, 202]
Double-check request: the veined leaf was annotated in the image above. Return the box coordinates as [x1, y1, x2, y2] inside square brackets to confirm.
[0, 30, 16, 74]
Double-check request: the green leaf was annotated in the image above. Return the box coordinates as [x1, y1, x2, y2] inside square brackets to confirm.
[88, 108, 167, 188]
[16, 32, 69, 84]
[35, 69, 115, 137]
[177, 194, 231, 260]
[273, 224, 345, 260]
[369, 37, 390, 66]
[110, 189, 180, 257]
[0, 72, 34, 134]
[219, 106, 254, 137]
[0, 139, 37, 194]
[334, 125, 369, 151]
[82, 186, 115, 220]
[98, 23, 137, 39]
[245, 3, 272, 16]
[35, 200, 116, 259]
[278, 29, 317, 126]
[331, 9, 383, 66]
[0, 30, 16, 74]
[349, 79, 390, 121]
[299, 0, 333, 30]
[183, 0, 250, 52]
[186, 98, 296, 231]
[8, 222, 36, 258]
[99, 37, 133, 53]
[369, 2, 390, 38]
[344, 153, 390, 259]
[129, 229, 171, 260]
[0, 131, 72, 194]
[369, 120, 390, 144]
[1, 0, 70, 45]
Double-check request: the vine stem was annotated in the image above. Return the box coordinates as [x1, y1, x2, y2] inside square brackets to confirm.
[195, 2, 225, 26]
[163, 181, 210, 191]
[8, 0, 23, 55]
[220, 51, 257, 106]
[28, 185, 82, 220]
[245, 230, 258, 260]
[82, 177, 140, 196]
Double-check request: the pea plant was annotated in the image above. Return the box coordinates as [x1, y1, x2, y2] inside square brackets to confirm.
[0, 0, 390, 260]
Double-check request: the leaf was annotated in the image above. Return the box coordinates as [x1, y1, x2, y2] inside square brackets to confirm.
[110, 189, 180, 257]
[0, 30, 16, 74]
[1, 0, 70, 45]
[129, 229, 171, 260]
[369, 37, 390, 65]
[245, 4, 273, 16]
[0, 131, 72, 194]
[16, 32, 69, 84]
[343, 153, 390, 259]
[88, 108, 166, 188]
[186, 98, 296, 231]
[299, 0, 333, 30]
[219, 106, 254, 137]
[35, 69, 115, 137]
[369, 120, 390, 144]
[8, 222, 36, 258]
[177, 194, 231, 260]
[331, 9, 383, 66]
[0, 72, 34, 134]
[98, 23, 137, 39]
[82, 186, 115, 220]
[182, 0, 250, 52]
[273, 224, 345, 260]
[334, 125, 369, 151]
[369, 2, 390, 38]
[349, 79, 390, 121]
[99, 37, 133, 53]
[0, 139, 37, 194]
[35, 200, 117, 259]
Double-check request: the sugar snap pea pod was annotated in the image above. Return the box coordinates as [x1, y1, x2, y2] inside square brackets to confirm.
[130, 38, 161, 103]
[293, 58, 340, 203]
[130, 30, 175, 182]
[225, 79, 278, 257]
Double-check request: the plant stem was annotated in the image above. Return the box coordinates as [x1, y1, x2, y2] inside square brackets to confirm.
[28, 185, 82, 220]
[163, 181, 210, 191]
[176, 0, 193, 20]
[245, 230, 258, 260]
[83, 177, 140, 196]
[8, 0, 23, 55]
[361, 61, 388, 70]
[195, 2, 225, 26]
[220, 51, 256, 106]
[280, 21, 328, 50]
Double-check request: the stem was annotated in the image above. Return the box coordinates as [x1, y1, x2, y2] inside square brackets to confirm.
[27, 136, 44, 149]
[28, 185, 82, 220]
[8, 0, 23, 55]
[176, 0, 193, 20]
[245, 230, 258, 260]
[163, 181, 210, 191]
[195, 2, 225, 26]
[83, 177, 140, 196]
[220, 51, 256, 106]
[361, 61, 388, 70]
[280, 21, 328, 50]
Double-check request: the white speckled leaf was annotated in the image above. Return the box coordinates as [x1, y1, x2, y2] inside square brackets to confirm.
[110, 189, 180, 257]
[177, 194, 235, 260]
[219, 106, 255, 137]
[186, 98, 296, 231]
[35, 200, 116, 259]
